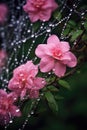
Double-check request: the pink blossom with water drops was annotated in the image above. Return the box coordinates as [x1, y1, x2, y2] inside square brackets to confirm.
[35, 35, 77, 77]
[8, 61, 46, 99]
[23, 0, 58, 22]
[0, 90, 21, 125]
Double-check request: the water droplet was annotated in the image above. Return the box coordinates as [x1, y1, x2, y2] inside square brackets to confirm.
[40, 26, 43, 29]
[48, 72, 51, 75]
[37, 98, 40, 101]
[42, 80, 45, 84]
[73, 42, 76, 45]
[32, 40, 35, 43]
[27, 29, 31, 33]
[46, 27, 51, 33]
[31, 34, 34, 38]
[31, 111, 34, 115]
[9, 120, 13, 123]
[49, 23, 52, 27]
[14, 97, 17, 101]
[40, 93, 44, 96]
[53, 68, 55, 72]
[28, 114, 31, 118]
[16, 109, 20, 112]
[22, 39, 26, 43]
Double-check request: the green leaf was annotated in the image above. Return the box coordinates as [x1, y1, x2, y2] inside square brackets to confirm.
[55, 94, 64, 100]
[53, 11, 62, 20]
[58, 79, 71, 90]
[23, 100, 32, 115]
[70, 30, 83, 42]
[84, 21, 87, 31]
[33, 22, 40, 31]
[48, 85, 59, 92]
[45, 91, 58, 113]
[63, 28, 70, 36]
[48, 102, 58, 113]
[82, 34, 87, 41]
[68, 20, 76, 27]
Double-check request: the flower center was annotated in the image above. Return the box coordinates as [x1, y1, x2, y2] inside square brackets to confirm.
[52, 49, 62, 60]
[33, 0, 45, 8]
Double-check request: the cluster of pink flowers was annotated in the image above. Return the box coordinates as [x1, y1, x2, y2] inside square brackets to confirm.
[23, 0, 58, 22]
[0, 61, 46, 124]
[0, 0, 77, 125]
[0, 34, 77, 125]
[0, 4, 8, 24]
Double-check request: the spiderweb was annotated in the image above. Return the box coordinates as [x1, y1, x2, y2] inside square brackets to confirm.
[0, 0, 86, 129]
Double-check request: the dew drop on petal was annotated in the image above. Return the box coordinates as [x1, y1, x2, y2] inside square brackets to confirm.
[9, 120, 13, 123]
[16, 109, 20, 113]
[42, 80, 45, 84]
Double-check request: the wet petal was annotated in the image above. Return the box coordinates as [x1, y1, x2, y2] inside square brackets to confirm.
[54, 62, 66, 77]
[40, 56, 54, 72]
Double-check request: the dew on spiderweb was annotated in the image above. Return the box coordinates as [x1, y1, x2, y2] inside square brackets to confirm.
[0, 0, 86, 130]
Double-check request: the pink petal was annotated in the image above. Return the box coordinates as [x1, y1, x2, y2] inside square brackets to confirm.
[8, 78, 19, 90]
[20, 89, 27, 100]
[13, 64, 25, 76]
[60, 41, 70, 52]
[23, 4, 36, 12]
[66, 52, 77, 67]
[0, 89, 7, 97]
[51, 0, 58, 11]
[39, 9, 52, 21]
[10, 106, 21, 117]
[26, 61, 38, 76]
[40, 56, 54, 72]
[0, 109, 7, 115]
[47, 35, 60, 47]
[29, 12, 40, 22]
[27, 77, 35, 88]
[60, 52, 72, 61]
[29, 90, 39, 99]
[8, 92, 18, 103]
[42, 0, 58, 10]
[53, 62, 66, 77]
[33, 77, 46, 90]
[35, 44, 48, 58]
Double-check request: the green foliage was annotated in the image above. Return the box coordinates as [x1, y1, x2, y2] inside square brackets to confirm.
[70, 29, 83, 42]
[45, 91, 58, 113]
[84, 21, 87, 31]
[53, 11, 62, 20]
[32, 22, 41, 32]
[58, 79, 71, 90]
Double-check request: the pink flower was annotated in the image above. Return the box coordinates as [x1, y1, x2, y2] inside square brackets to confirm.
[0, 90, 21, 125]
[23, 0, 58, 22]
[0, 4, 8, 24]
[0, 49, 8, 72]
[8, 61, 46, 99]
[35, 35, 77, 77]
